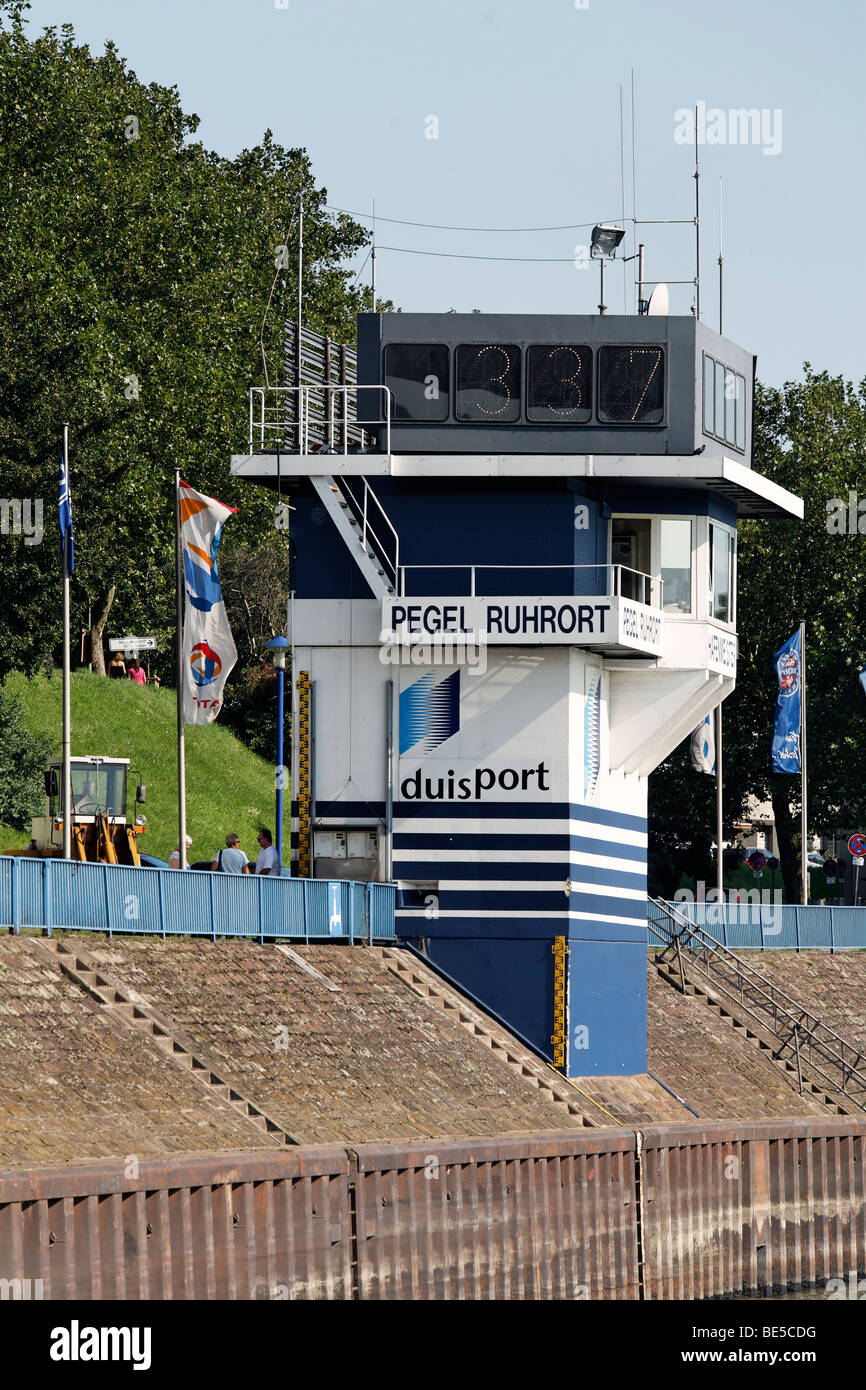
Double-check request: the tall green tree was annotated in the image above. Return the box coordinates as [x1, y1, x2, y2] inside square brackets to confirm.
[0, 0, 370, 678]
[649, 369, 866, 899]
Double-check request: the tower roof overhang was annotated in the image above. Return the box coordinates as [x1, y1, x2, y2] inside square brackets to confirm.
[230, 452, 802, 520]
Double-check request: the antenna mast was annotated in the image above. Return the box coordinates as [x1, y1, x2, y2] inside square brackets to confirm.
[297, 193, 304, 337]
[694, 106, 701, 319]
[371, 197, 376, 310]
[718, 178, 724, 335]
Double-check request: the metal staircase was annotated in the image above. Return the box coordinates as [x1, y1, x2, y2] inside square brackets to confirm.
[310, 474, 399, 602]
[648, 896, 866, 1114]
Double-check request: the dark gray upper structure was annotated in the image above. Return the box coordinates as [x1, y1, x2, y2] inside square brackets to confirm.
[357, 312, 755, 460]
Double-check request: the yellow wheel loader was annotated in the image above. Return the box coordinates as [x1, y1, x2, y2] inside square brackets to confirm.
[27, 757, 147, 865]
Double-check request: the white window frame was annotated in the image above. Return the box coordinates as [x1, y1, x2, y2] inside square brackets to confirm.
[705, 519, 737, 629]
[610, 513, 697, 619]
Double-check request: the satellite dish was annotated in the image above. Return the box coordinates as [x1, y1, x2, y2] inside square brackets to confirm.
[646, 283, 669, 316]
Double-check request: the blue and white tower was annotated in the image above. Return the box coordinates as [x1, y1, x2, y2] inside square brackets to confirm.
[233, 311, 801, 1076]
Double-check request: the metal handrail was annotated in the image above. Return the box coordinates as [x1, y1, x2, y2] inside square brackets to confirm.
[335, 476, 400, 592]
[396, 562, 663, 606]
[648, 897, 866, 1108]
[248, 385, 393, 455]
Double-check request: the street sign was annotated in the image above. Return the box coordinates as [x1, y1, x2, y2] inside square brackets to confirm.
[848, 833, 866, 857]
[745, 849, 767, 871]
[855, 856, 865, 867]
[109, 636, 157, 652]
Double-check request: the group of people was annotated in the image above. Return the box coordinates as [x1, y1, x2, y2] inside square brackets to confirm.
[168, 829, 281, 875]
[108, 654, 157, 687]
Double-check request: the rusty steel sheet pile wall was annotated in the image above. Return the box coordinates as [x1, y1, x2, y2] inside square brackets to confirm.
[352, 1132, 639, 1300]
[640, 1119, 866, 1300]
[2, 1120, 866, 1299]
[0, 1149, 353, 1301]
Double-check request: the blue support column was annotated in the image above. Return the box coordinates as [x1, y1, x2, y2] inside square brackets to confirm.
[44, 857, 53, 937]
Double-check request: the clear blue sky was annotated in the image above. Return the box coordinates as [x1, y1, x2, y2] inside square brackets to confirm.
[25, 0, 866, 388]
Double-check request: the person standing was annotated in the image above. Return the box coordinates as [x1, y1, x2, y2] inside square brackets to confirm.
[254, 828, 281, 876]
[108, 653, 126, 679]
[211, 833, 250, 874]
[127, 657, 147, 686]
[168, 835, 193, 869]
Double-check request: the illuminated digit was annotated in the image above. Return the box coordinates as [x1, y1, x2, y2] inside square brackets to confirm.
[547, 346, 584, 416]
[628, 347, 662, 420]
[476, 345, 511, 416]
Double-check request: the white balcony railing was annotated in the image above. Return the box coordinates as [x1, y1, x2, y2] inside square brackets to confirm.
[248, 385, 393, 455]
[395, 563, 663, 608]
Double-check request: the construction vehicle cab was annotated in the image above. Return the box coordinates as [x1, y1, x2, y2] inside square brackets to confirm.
[30, 757, 147, 865]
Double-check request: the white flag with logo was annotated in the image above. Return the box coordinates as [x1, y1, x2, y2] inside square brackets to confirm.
[179, 479, 237, 725]
[689, 713, 716, 775]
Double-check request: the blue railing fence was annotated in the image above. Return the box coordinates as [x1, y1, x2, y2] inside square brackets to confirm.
[661, 899, 866, 951]
[0, 856, 396, 943]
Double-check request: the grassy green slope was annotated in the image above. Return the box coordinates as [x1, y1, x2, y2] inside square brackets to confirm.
[0, 672, 279, 863]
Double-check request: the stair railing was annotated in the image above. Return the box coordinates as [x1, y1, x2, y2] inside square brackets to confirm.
[331, 476, 399, 594]
[648, 896, 866, 1109]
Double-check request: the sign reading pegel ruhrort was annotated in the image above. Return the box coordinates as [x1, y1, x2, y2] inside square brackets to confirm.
[381, 595, 663, 655]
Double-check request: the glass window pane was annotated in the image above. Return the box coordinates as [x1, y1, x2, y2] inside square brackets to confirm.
[735, 374, 746, 449]
[70, 763, 126, 816]
[724, 369, 736, 444]
[611, 517, 652, 603]
[707, 527, 714, 617]
[527, 344, 592, 422]
[712, 525, 731, 622]
[455, 343, 521, 422]
[660, 518, 692, 614]
[703, 355, 715, 435]
[715, 362, 725, 440]
[597, 346, 665, 423]
[384, 343, 449, 421]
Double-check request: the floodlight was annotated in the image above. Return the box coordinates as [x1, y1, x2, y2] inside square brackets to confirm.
[590, 224, 626, 260]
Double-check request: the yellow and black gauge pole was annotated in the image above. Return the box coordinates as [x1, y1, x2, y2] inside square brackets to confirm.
[296, 671, 312, 877]
[551, 935, 568, 1071]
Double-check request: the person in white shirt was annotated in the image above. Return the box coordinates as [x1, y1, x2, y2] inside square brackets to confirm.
[254, 828, 281, 875]
[168, 835, 192, 869]
[210, 833, 250, 874]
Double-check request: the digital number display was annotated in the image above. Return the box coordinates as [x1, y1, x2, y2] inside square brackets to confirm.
[597, 346, 665, 423]
[384, 343, 449, 421]
[455, 344, 521, 422]
[526, 345, 592, 422]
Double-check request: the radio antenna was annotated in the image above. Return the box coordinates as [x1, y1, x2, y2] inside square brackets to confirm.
[371, 196, 377, 310]
[619, 85, 627, 312]
[631, 68, 638, 311]
[693, 108, 701, 319]
[718, 177, 724, 334]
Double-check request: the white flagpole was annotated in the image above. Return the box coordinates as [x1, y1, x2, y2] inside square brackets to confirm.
[62, 423, 72, 860]
[175, 470, 187, 869]
[800, 619, 808, 904]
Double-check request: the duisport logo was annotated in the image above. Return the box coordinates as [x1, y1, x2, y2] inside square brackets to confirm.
[399, 670, 460, 756]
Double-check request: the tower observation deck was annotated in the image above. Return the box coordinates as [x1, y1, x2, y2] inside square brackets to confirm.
[232, 312, 802, 1077]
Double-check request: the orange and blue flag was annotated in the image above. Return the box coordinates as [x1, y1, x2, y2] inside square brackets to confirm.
[178, 480, 237, 725]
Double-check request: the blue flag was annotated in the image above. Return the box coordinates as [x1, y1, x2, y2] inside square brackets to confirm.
[771, 629, 801, 773]
[58, 453, 74, 574]
[690, 713, 716, 774]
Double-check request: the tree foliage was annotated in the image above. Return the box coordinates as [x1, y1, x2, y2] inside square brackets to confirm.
[0, 2, 370, 682]
[0, 685, 52, 828]
[649, 369, 866, 897]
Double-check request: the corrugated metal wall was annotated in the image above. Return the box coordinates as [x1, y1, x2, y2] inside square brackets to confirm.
[2, 1120, 865, 1299]
[640, 1119, 866, 1299]
[352, 1133, 638, 1300]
